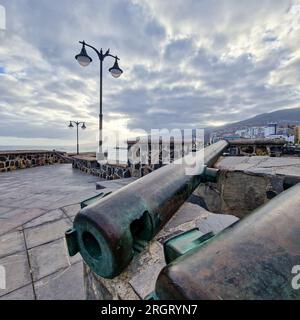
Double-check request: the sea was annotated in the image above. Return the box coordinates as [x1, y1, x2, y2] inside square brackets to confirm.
[0, 145, 129, 163]
[0, 145, 94, 152]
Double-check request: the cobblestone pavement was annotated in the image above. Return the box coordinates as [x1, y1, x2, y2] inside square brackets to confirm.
[0, 164, 102, 300]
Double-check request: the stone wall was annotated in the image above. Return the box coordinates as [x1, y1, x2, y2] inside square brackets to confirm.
[0, 151, 67, 173]
[195, 156, 300, 218]
[227, 139, 285, 157]
[71, 153, 163, 180]
[195, 171, 280, 218]
[72, 158, 131, 180]
[130, 163, 163, 178]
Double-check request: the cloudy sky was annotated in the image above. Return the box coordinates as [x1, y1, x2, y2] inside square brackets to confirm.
[0, 0, 299, 148]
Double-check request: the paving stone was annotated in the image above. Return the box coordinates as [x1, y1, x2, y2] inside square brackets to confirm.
[62, 204, 81, 218]
[0, 207, 31, 219]
[28, 238, 80, 281]
[54, 192, 100, 209]
[34, 263, 84, 300]
[0, 230, 25, 258]
[0, 284, 34, 300]
[24, 218, 71, 249]
[68, 248, 82, 265]
[196, 214, 239, 234]
[0, 207, 17, 218]
[0, 208, 46, 236]
[0, 164, 102, 299]
[24, 209, 65, 229]
[0, 252, 31, 297]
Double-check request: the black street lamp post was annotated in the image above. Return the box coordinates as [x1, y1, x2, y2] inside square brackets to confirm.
[68, 121, 86, 155]
[75, 41, 123, 160]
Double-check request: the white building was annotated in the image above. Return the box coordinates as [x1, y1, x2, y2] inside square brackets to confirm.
[235, 129, 248, 138]
[266, 134, 294, 143]
[235, 127, 265, 139]
[264, 123, 277, 137]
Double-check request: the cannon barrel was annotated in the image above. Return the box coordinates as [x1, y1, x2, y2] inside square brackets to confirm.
[155, 182, 300, 300]
[65, 140, 228, 279]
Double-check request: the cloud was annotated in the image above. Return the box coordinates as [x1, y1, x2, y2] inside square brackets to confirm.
[0, 0, 299, 147]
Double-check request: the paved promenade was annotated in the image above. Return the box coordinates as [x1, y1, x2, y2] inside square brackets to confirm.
[0, 164, 101, 300]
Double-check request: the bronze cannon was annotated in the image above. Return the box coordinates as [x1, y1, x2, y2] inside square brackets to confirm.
[154, 182, 300, 300]
[65, 140, 229, 278]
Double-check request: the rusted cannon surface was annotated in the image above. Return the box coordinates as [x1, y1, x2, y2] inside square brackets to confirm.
[65, 140, 228, 279]
[155, 183, 300, 300]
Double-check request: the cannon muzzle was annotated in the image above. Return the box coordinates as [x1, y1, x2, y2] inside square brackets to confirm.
[65, 140, 228, 278]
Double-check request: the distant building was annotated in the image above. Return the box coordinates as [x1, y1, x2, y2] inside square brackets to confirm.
[222, 135, 242, 141]
[235, 129, 248, 138]
[295, 126, 300, 144]
[209, 133, 222, 144]
[235, 127, 265, 139]
[267, 134, 287, 140]
[287, 135, 295, 143]
[211, 122, 298, 145]
[264, 123, 277, 137]
[252, 127, 265, 139]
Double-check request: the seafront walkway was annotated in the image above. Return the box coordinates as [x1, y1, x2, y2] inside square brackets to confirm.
[0, 163, 101, 299]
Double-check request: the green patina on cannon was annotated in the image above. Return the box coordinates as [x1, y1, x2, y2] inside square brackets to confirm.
[65, 140, 229, 279]
[154, 182, 300, 300]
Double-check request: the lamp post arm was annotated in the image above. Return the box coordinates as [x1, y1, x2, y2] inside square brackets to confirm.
[104, 52, 120, 60]
[79, 41, 120, 61]
[79, 41, 102, 59]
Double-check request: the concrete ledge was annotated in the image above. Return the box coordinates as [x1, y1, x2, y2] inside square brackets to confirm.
[196, 156, 300, 218]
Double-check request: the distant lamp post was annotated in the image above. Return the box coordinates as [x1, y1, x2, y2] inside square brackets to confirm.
[68, 121, 86, 155]
[75, 40, 123, 160]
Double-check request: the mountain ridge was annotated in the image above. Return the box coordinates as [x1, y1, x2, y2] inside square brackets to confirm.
[208, 107, 300, 130]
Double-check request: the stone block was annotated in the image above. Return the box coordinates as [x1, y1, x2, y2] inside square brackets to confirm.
[34, 262, 84, 300]
[24, 218, 71, 249]
[0, 208, 46, 236]
[0, 252, 31, 297]
[28, 238, 80, 281]
[196, 213, 239, 234]
[129, 246, 166, 299]
[0, 206, 15, 217]
[24, 209, 65, 229]
[0, 284, 34, 300]
[61, 204, 81, 218]
[0, 230, 25, 258]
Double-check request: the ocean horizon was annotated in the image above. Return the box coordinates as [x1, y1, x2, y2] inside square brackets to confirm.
[0, 145, 129, 162]
[0, 145, 96, 153]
